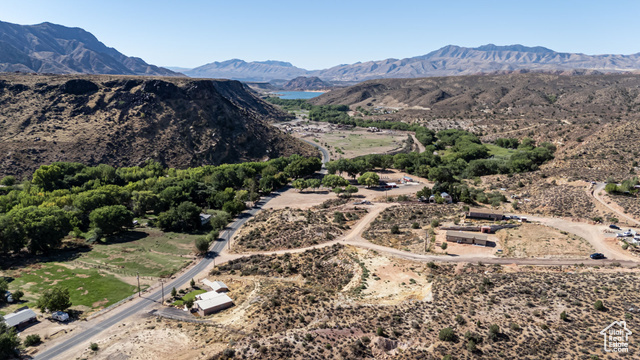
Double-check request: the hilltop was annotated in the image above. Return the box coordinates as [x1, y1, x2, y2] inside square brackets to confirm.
[0, 20, 178, 76]
[0, 74, 315, 177]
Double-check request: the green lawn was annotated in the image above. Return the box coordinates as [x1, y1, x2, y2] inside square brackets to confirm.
[486, 144, 517, 160]
[1, 263, 137, 313]
[78, 229, 196, 277]
[172, 289, 207, 306]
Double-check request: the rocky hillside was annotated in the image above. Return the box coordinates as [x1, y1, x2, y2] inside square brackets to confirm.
[0, 20, 178, 76]
[312, 72, 640, 180]
[282, 76, 330, 90]
[0, 74, 315, 177]
[184, 59, 307, 82]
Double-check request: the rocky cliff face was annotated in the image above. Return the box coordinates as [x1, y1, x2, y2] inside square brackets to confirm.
[0, 20, 178, 76]
[0, 74, 315, 177]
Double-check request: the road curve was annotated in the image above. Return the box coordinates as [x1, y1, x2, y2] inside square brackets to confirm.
[593, 182, 640, 226]
[34, 194, 279, 360]
[298, 137, 330, 172]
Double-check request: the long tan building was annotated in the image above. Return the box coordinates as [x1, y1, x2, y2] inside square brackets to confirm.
[445, 231, 489, 246]
[466, 208, 504, 221]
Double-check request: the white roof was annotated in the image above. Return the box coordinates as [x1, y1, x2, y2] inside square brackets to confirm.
[197, 291, 228, 301]
[3, 308, 37, 327]
[195, 293, 233, 310]
[201, 279, 228, 292]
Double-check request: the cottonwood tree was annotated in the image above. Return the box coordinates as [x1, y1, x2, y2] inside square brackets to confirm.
[357, 172, 380, 188]
[89, 205, 134, 236]
[37, 287, 72, 312]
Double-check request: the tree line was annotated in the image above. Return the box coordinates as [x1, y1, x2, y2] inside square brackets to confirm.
[0, 155, 321, 256]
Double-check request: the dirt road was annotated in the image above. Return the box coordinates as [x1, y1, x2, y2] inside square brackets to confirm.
[593, 182, 640, 226]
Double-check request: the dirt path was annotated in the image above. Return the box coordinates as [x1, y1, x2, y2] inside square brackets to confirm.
[593, 182, 640, 226]
[410, 134, 426, 153]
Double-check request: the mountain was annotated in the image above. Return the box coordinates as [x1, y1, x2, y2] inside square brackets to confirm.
[0, 20, 179, 76]
[312, 44, 640, 81]
[184, 59, 308, 81]
[183, 44, 640, 82]
[0, 74, 315, 177]
[282, 76, 331, 90]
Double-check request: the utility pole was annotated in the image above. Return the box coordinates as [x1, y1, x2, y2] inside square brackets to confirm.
[137, 272, 140, 297]
[161, 280, 164, 305]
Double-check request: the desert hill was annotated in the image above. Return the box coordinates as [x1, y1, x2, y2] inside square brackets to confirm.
[282, 76, 331, 90]
[0, 74, 315, 177]
[0, 20, 178, 76]
[184, 59, 307, 82]
[311, 72, 640, 180]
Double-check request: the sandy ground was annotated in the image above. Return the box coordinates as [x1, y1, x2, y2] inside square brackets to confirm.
[496, 223, 594, 258]
[266, 169, 431, 210]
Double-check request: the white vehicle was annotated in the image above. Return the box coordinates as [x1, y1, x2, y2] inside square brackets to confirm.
[51, 311, 69, 322]
[4, 291, 13, 303]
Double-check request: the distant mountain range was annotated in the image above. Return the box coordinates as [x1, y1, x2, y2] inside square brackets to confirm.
[0, 20, 178, 76]
[183, 44, 640, 82]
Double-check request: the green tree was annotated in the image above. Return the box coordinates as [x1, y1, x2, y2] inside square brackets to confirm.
[358, 172, 380, 188]
[0, 315, 21, 358]
[12, 290, 24, 302]
[10, 206, 71, 254]
[190, 278, 196, 288]
[32, 164, 63, 191]
[131, 191, 160, 216]
[171, 287, 177, 298]
[322, 174, 349, 189]
[594, 300, 605, 311]
[89, 205, 134, 236]
[37, 286, 72, 312]
[24, 334, 41, 347]
[306, 178, 322, 192]
[605, 183, 619, 194]
[343, 185, 359, 198]
[0, 176, 16, 186]
[195, 237, 209, 255]
[184, 298, 194, 309]
[157, 201, 202, 232]
[292, 179, 308, 192]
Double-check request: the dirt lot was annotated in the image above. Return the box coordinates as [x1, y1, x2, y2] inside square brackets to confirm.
[496, 223, 595, 258]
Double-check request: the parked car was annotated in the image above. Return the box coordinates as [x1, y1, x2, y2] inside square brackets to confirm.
[590, 253, 606, 260]
[4, 291, 13, 303]
[51, 311, 69, 322]
[610, 224, 621, 230]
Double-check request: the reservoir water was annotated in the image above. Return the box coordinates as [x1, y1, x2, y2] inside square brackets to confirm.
[275, 91, 324, 100]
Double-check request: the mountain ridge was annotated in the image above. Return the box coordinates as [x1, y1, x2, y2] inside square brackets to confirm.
[183, 44, 640, 82]
[0, 20, 179, 76]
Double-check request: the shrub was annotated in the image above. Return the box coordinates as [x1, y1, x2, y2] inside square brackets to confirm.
[489, 324, 500, 341]
[24, 334, 41, 347]
[467, 339, 477, 353]
[376, 327, 386, 337]
[441, 242, 448, 250]
[90, 343, 99, 351]
[431, 219, 440, 228]
[510, 322, 521, 331]
[560, 311, 568, 321]
[412, 222, 420, 229]
[594, 300, 605, 311]
[390, 225, 400, 234]
[438, 327, 455, 342]
[455, 315, 466, 325]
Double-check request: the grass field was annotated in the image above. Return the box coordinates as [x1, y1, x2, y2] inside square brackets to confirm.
[77, 228, 197, 277]
[321, 131, 406, 158]
[1, 263, 137, 314]
[172, 289, 207, 306]
[486, 144, 517, 159]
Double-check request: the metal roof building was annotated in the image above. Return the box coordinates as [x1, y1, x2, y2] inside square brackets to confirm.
[201, 279, 229, 293]
[3, 308, 37, 329]
[195, 293, 234, 316]
[445, 231, 489, 246]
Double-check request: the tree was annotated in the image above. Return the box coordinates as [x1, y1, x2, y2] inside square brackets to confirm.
[306, 178, 322, 192]
[171, 287, 177, 298]
[439, 327, 455, 342]
[131, 191, 160, 216]
[24, 334, 41, 347]
[190, 278, 196, 288]
[605, 183, 619, 194]
[390, 225, 400, 234]
[0, 315, 21, 359]
[222, 200, 246, 216]
[0, 279, 7, 302]
[441, 242, 448, 250]
[32, 164, 63, 191]
[322, 174, 349, 189]
[195, 237, 209, 255]
[10, 206, 72, 254]
[357, 172, 380, 188]
[37, 286, 72, 312]
[157, 201, 202, 232]
[343, 185, 359, 198]
[594, 300, 605, 311]
[89, 205, 134, 236]
[0, 176, 16, 186]
[184, 298, 194, 309]
[292, 179, 308, 192]
[12, 290, 24, 302]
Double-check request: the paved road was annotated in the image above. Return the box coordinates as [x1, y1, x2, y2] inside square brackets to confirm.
[34, 194, 278, 360]
[298, 137, 330, 173]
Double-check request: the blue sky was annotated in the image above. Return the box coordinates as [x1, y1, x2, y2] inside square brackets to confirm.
[1, 1, 639, 70]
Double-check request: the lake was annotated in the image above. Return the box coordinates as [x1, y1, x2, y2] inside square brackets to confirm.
[274, 91, 324, 100]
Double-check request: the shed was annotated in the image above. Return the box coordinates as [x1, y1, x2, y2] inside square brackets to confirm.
[200, 213, 212, 226]
[446, 231, 489, 246]
[195, 293, 234, 316]
[466, 208, 504, 221]
[3, 308, 37, 329]
[201, 279, 229, 293]
[480, 226, 492, 234]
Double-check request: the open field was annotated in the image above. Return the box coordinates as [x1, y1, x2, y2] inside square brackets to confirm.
[76, 228, 197, 277]
[1, 263, 137, 315]
[496, 223, 595, 258]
